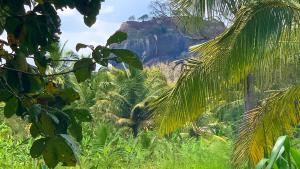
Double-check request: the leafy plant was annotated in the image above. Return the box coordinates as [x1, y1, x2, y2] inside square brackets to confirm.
[152, 0, 300, 167]
[256, 135, 300, 169]
[0, 1, 143, 167]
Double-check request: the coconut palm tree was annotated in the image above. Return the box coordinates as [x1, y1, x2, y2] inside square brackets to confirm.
[152, 0, 300, 167]
[70, 66, 169, 136]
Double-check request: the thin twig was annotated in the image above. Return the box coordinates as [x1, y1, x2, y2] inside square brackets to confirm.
[0, 62, 95, 77]
[26, 56, 79, 62]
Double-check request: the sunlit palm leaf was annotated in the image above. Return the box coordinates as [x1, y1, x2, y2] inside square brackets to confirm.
[153, 0, 300, 134]
[233, 85, 300, 167]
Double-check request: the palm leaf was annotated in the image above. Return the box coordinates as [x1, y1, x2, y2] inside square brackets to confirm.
[233, 85, 300, 167]
[170, 0, 247, 30]
[153, 0, 300, 134]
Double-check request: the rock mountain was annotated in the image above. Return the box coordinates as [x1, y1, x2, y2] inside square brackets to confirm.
[111, 18, 225, 65]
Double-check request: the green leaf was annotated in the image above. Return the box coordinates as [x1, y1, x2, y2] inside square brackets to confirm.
[4, 97, 18, 118]
[101, 48, 110, 59]
[30, 104, 42, 120]
[30, 123, 40, 138]
[5, 17, 22, 34]
[25, 75, 43, 94]
[266, 136, 288, 169]
[41, 135, 79, 168]
[57, 134, 79, 166]
[74, 109, 92, 122]
[73, 58, 94, 83]
[42, 138, 59, 168]
[39, 112, 58, 136]
[111, 49, 143, 70]
[58, 88, 80, 104]
[55, 112, 70, 134]
[106, 31, 127, 46]
[84, 16, 96, 27]
[290, 148, 300, 168]
[75, 43, 88, 52]
[64, 108, 92, 122]
[16, 103, 26, 117]
[0, 89, 13, 102]
[69, 122, 83, 142]
[255, 158, 269, 169]
[30, 138, 47, 158]
[34, 53, 48, 74]
[92, 46, 110, 66]
[92, 48, 102, 62]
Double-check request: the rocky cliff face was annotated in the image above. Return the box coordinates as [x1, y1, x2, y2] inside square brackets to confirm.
[112, 18, 225, 65]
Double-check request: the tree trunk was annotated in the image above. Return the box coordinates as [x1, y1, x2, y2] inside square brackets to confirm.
[244, 73, 258, 113]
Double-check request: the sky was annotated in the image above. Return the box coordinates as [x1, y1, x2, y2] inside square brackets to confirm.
[58, 0, 153, 54]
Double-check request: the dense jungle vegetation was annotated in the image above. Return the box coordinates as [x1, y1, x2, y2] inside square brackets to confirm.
[3, 0, 300, 169]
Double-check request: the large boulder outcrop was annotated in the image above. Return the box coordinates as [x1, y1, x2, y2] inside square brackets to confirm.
[111, 18, 225, 65]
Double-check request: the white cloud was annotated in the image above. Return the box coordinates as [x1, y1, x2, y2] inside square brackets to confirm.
[101, 5, 115, 14]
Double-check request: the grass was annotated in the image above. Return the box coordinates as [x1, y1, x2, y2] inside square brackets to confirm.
[0, 121, 232, 169]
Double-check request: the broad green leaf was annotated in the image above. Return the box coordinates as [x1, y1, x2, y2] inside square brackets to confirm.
[42, 138, 59, 168]
[39, 112, 58, 136]
[5, 17, 22, 34]
[4, 97, 18, 118]
[290, 148, 300, 168]
[34, 53, 48, 74]
[283, 136, 290, 153]
[0, 17, 5, 35]
[57, 134, 79, 166]
[16, 103, 26, 117]
[42, 135, 79, 168]
[30, 138, 47, 158]
[74, 109, 92, 122]
[92, 46, 110, 66]
[25, 75, 43, 94]
[92, 48, 102, 62]
[75, 43, 88, 52]
[54, 112, 70, 134]
[30, 104, 42, 120]
[84, 16, 96, 27]
[255, 158, 269, 169]
[13, 50, 27, 71]
[106, 31, 127, 46]
[266, 136, 288, 169]
[0, 89, 12, 102]
[101, 48, 110, 58]
[30, 123, 40, 138]
[73, 58, 94, 83]
[63, 108, 92, 122]
[58, 88, 80, 104]
[69, 122, 83, 142]
[111, 49, 143, 70]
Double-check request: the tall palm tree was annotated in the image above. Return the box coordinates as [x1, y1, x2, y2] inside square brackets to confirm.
[152, 0, 300, 167]
[71, 66, 169, 136]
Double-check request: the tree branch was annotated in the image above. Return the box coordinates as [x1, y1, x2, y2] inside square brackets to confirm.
[26, 56, 79, 62]
[0, 62, 95, 77]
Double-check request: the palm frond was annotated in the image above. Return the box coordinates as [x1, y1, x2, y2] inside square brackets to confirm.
[153, 0, 300, 134]
[170, 0, 248, 31]
[232, 85, 300, 167]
